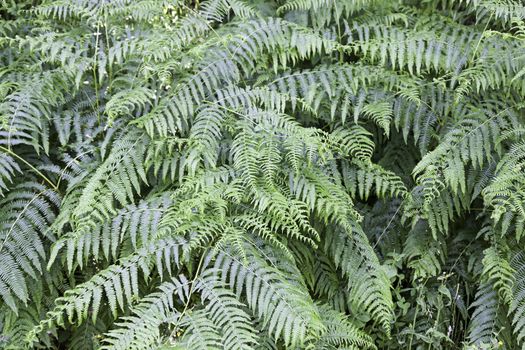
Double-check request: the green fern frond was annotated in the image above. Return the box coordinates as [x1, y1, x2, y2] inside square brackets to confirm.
[0, 182, 59, 312]
[325, 225, 394, 336]
[482, 244, 514, 304]
[32, 236, 188, 342]
[342, 159, 408, 200]
[483, 140, 525, 238]
[510, 251, 525, 346]
[102, 277, 190, 350]
[0, 152, 20, 196]
[403, 221, 446, 280]
[49, 194, 173, 271]
[312, 303, 376, 350]
[466, 281, 512, 348]
[213, 240, 324, 347]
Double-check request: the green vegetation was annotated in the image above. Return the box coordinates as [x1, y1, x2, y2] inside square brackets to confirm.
[1, 0, 525, 348]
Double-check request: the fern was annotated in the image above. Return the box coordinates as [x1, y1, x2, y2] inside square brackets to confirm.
[466, 281, 514, 349]
[3, 0, 525, 348]
[325, 225, 394, 335]
[0, 152, 20, 195]
[0, 182, 59, 312]
[213, 240, 324, 347]
[101, 277, 190, 350]
[510, 251, 525, 346]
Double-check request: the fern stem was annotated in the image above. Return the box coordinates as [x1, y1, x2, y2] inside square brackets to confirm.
[92, 20, 101, 124]
[373, 200, 403, 249]
[0, 146, 58, 190]
[0, 188, 48, 255]
[408, 281, 426, 350]
[471, 12, 494, 60]
[169, 250, 207, 339]
[55, 149, 94, 189]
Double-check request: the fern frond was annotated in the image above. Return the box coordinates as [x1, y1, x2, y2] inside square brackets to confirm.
[213, 240, 324, 347]
[311, 303, 376, 350]
[482, 244, 514, 304]
[483, 140, 525, 238]
[49, 194, 172, 271]
[31, 236, 188, 342]
[325, 225, 394, 336]
[510, 250, 525, 345]
[101, 277, 190, 350]
[70, 130, 149, 238]
[403, 221, 445, 280]
[0, 182, 59, 312]
[342, 159, 408, 200]
[466, 281, 512, 348]
[0, 152, 20, 196]
[196, 269, 258, 349]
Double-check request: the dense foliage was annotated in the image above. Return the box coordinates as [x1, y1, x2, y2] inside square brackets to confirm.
[1, 0, 525, 348]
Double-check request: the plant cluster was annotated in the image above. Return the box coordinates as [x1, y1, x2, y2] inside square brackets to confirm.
[1, 0, 525, 349]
